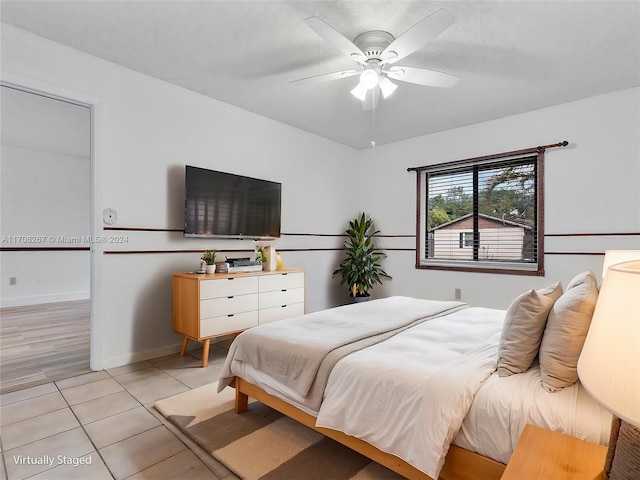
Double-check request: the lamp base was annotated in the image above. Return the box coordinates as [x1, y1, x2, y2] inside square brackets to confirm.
[605, 417, 640, 480]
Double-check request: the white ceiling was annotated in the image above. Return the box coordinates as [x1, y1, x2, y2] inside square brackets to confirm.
[2, 1, 639, 149]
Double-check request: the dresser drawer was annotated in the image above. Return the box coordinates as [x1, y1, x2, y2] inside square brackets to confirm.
[200, 293, 259, 319]
[259, 272, 304, 292]
[200, 310, 259, 337]
[259, 288, 304, 310]
[259, 302, 305, 325]
[200, 276, 259, 299]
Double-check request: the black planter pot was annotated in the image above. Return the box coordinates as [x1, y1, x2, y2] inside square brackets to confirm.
[349, 294, 371, 304]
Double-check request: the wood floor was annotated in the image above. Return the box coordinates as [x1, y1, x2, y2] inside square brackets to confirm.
[0, 300, 90, 394]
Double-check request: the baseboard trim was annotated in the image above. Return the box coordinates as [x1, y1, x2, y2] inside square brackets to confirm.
[101, 337, 232, 371]
[102, 344, 183, 370]
[1, 291, 90, 308]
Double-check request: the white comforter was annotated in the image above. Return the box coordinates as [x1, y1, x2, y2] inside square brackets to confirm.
[219, 296, 466, 411]
[315, 306, 505, 480]
[454, 364, 612, 464]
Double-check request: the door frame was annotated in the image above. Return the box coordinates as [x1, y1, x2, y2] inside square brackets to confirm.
[1, 76, 103, 371]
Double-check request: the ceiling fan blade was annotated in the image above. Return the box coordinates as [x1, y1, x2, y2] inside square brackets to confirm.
[304, 17, 367, 65]
[381, 9, 454, 64]
[291, 69, 359, 86]
[385, 66, 458, 88]
[362, 87, 380, 111]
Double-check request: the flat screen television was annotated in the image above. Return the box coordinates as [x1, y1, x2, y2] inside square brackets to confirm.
[184, 165, 281, 239]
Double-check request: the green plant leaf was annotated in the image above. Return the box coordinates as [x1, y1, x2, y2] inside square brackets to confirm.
[331, 213, 392, 297]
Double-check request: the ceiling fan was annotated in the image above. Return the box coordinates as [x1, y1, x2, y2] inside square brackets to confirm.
[292, 9, 458, 111]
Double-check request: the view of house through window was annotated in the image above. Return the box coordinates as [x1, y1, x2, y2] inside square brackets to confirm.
[415, 151, 543, 275]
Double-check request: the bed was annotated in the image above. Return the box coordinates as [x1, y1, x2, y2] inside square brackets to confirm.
[218, 290, 611, 480]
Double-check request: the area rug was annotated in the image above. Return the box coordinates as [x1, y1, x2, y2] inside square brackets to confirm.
[154, 382, 403, 480]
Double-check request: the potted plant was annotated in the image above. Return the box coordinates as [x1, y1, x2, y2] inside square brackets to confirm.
[201, 250, 217, 274]
[332, 213, 391, 302]
[255, 245, 267, 269]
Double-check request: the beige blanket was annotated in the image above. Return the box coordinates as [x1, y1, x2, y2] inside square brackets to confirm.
[218, 296, 466, 410]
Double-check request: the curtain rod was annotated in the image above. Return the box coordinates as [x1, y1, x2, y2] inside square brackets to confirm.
[407, 140, 569, 173]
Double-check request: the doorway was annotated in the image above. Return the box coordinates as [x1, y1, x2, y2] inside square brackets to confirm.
[0, 85, 92, 393]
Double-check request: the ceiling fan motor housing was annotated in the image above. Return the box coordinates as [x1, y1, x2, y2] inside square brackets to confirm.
[353, 30, 395, 63]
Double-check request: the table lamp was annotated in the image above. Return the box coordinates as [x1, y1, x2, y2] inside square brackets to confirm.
[601, 250, 640, 279]
[577, 260, 640, 480]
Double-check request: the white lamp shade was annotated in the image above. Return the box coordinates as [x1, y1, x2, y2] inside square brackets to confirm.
[359, 69, 379, 89]
[577, 260, 640, 427]
[379, 76, 398, 98]
[602, 250, 640, 278]
[350, 81, 368, 101]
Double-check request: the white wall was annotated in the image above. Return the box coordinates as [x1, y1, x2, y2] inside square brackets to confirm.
[1, 84, 92, 307]
[358, 87, 640, 309]
[0, 145, 91, 306]
[1, 24, 358, 369]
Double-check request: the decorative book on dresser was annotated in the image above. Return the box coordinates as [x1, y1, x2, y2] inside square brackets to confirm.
[172, 269, 305, 367]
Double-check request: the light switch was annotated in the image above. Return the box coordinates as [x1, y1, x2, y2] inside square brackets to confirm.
[103, 208, 117, 225]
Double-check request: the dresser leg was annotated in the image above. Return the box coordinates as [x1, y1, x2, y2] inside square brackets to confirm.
[180, 336, 189, 356]
[201, 338, 210, 367]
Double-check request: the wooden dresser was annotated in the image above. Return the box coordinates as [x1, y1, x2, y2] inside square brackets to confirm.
[172, 269, 305, 366]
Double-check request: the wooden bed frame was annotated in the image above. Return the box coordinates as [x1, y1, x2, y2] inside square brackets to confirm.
[232, 376, 506, 480]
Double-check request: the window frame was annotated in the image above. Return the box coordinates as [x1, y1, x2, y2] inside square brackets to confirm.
[459, 231, 474, 249]
[411, 146, 546, 276]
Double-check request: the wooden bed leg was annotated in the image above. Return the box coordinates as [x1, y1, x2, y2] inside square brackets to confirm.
[235, 387, 249, 413]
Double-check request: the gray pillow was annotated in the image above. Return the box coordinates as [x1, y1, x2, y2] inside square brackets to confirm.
[539, 271, 599, 392]
[497, 282, 563, 377]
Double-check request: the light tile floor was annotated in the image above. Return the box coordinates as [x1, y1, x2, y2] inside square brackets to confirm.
[0, 345, 239, 480]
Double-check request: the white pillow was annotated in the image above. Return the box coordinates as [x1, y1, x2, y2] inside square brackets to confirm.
[497, 282, 563, 377]
[539, 271, 599, 392]
[566, 270, 598, 291]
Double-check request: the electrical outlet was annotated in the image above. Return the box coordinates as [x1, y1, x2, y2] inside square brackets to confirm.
[454, 288, 462, 300]
[9, 277, 17, 286]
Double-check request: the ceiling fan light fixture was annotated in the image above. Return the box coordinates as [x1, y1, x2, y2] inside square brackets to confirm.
[359, 68, 379, 89]
[379, 76, 398, 98]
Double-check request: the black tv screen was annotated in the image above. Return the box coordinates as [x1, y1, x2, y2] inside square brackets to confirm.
[184, 166, 281, 239]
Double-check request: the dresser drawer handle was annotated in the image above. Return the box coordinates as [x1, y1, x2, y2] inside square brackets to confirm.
[227, 278, 235, 281]
[227, 314, 234, 317]
[227, 296, 234, 299]
[281, 289, 287, 292]
[281, 305, 287, 308]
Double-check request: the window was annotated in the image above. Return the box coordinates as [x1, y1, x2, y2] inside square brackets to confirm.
[411, 147, 547, 275]
[459, 232, 474, 248]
